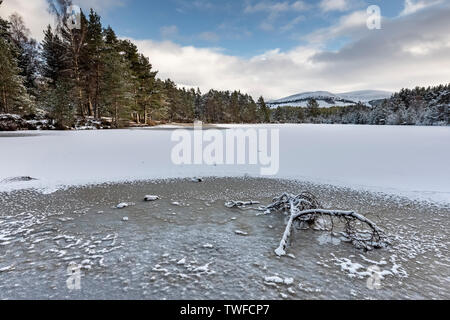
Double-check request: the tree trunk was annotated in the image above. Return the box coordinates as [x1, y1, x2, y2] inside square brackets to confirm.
[114, 98, 118, 128]
[2, 86, 7, 113]
[144, 106, 148, 125]
[94, 64, 100, 119]
[88, 97, 94, 117]
[70, 30, 86, 118]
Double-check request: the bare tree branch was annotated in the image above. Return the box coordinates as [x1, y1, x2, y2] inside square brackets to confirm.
[226, 192, 389, 256]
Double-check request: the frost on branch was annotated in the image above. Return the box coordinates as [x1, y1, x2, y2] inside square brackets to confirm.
[226, 192, 389, 256]
[225, 200, 260, 209]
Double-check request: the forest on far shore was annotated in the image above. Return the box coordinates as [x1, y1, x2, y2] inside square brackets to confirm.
[271, 85, 449, 126]
[0, 0, 448, 130]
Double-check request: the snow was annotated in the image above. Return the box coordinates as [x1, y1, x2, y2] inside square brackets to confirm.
[330, 253, 408, 280]
[338, 90, 393, 103]
[193, 262, 213, 273]
[144, 195, 160, 201]
[268, 90, 392, 108]
[264, 276, 294, 285]
[264, 276, 284, 284]
[0, 125, 449, 203]
[270, 100, 354, 108]
[270, 91, 338, 103]
[0, 265, 15, 273]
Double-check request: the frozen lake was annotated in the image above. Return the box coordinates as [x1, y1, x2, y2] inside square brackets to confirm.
[1, 125, 449, 299]
[0, 124, 449, 203]
[0, 178, 449, 300]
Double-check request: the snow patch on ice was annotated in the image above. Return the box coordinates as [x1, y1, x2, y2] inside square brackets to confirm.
[116, 203, 129, 209]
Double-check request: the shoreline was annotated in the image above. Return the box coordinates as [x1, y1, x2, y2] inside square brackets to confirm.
[1, 112, 449, 133]
[2, 176, 449, 207]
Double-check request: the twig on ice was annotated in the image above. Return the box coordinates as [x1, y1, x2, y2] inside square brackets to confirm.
[225, 200, 260, 209]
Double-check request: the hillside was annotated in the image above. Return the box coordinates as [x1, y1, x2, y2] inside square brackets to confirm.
[268, 90, 393, 108]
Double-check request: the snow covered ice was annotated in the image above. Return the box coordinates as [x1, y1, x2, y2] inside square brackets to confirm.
[0, 176, 448, 299]
[0, 125, 449, 203]
[0, 124, 449, 300]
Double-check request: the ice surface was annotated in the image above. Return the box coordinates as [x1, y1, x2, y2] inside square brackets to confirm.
[0, 125, 449, 203]
[0, 177, 448, 299]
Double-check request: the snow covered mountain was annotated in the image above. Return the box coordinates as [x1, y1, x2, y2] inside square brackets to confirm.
[268, 90, 392, 108]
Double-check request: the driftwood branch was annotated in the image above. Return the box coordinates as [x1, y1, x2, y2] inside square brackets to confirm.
[226, 192, 389, 256]
[225, 200, 260, 209]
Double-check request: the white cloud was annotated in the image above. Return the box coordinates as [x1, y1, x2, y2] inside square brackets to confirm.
[244, 1, 307, 13]
[245, 0, 309, 31]
[319, 0, 350, 12]
[131, 3, 450, 99]
[304, 10, 367, 44]
[76, 0, 125, 12]
[0, 0, 126, 41]
[0, 0, 53, 41]
[2, 0, 449, 100]
[131, 39, 314, 98]
[400, 0, 443, 16]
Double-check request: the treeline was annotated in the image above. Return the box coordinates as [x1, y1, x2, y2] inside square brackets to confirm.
[272, 85, 449, 126]
[0, 0, 270, 128]
[166, 87, 270, 123]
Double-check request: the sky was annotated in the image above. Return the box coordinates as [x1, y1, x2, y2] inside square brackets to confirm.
[1, 0, 449, 99]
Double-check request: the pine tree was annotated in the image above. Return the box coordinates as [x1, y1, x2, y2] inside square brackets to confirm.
[85, 9, 105, 118]
[100, 38, 134, 127]
[257, 96, 270, 123]
[44, 79, 76, 128]
[41, 25, 68, 86]
[134, 54, 159, 124]
[41, 24, 74, 123]
[230, 91, 240, 123]
[307, 98, 320, 118]
[0, 8, 32, 114]
[193, 88, 202, 121]
[8, 13, 40, 97]
[297, 107, 305, 123]
[51, 0, 88, 117]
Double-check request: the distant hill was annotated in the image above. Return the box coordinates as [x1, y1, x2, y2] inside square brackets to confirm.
[268, 90, 393, 108]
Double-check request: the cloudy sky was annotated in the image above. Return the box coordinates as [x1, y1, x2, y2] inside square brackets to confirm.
[1, 0, 449, 99]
